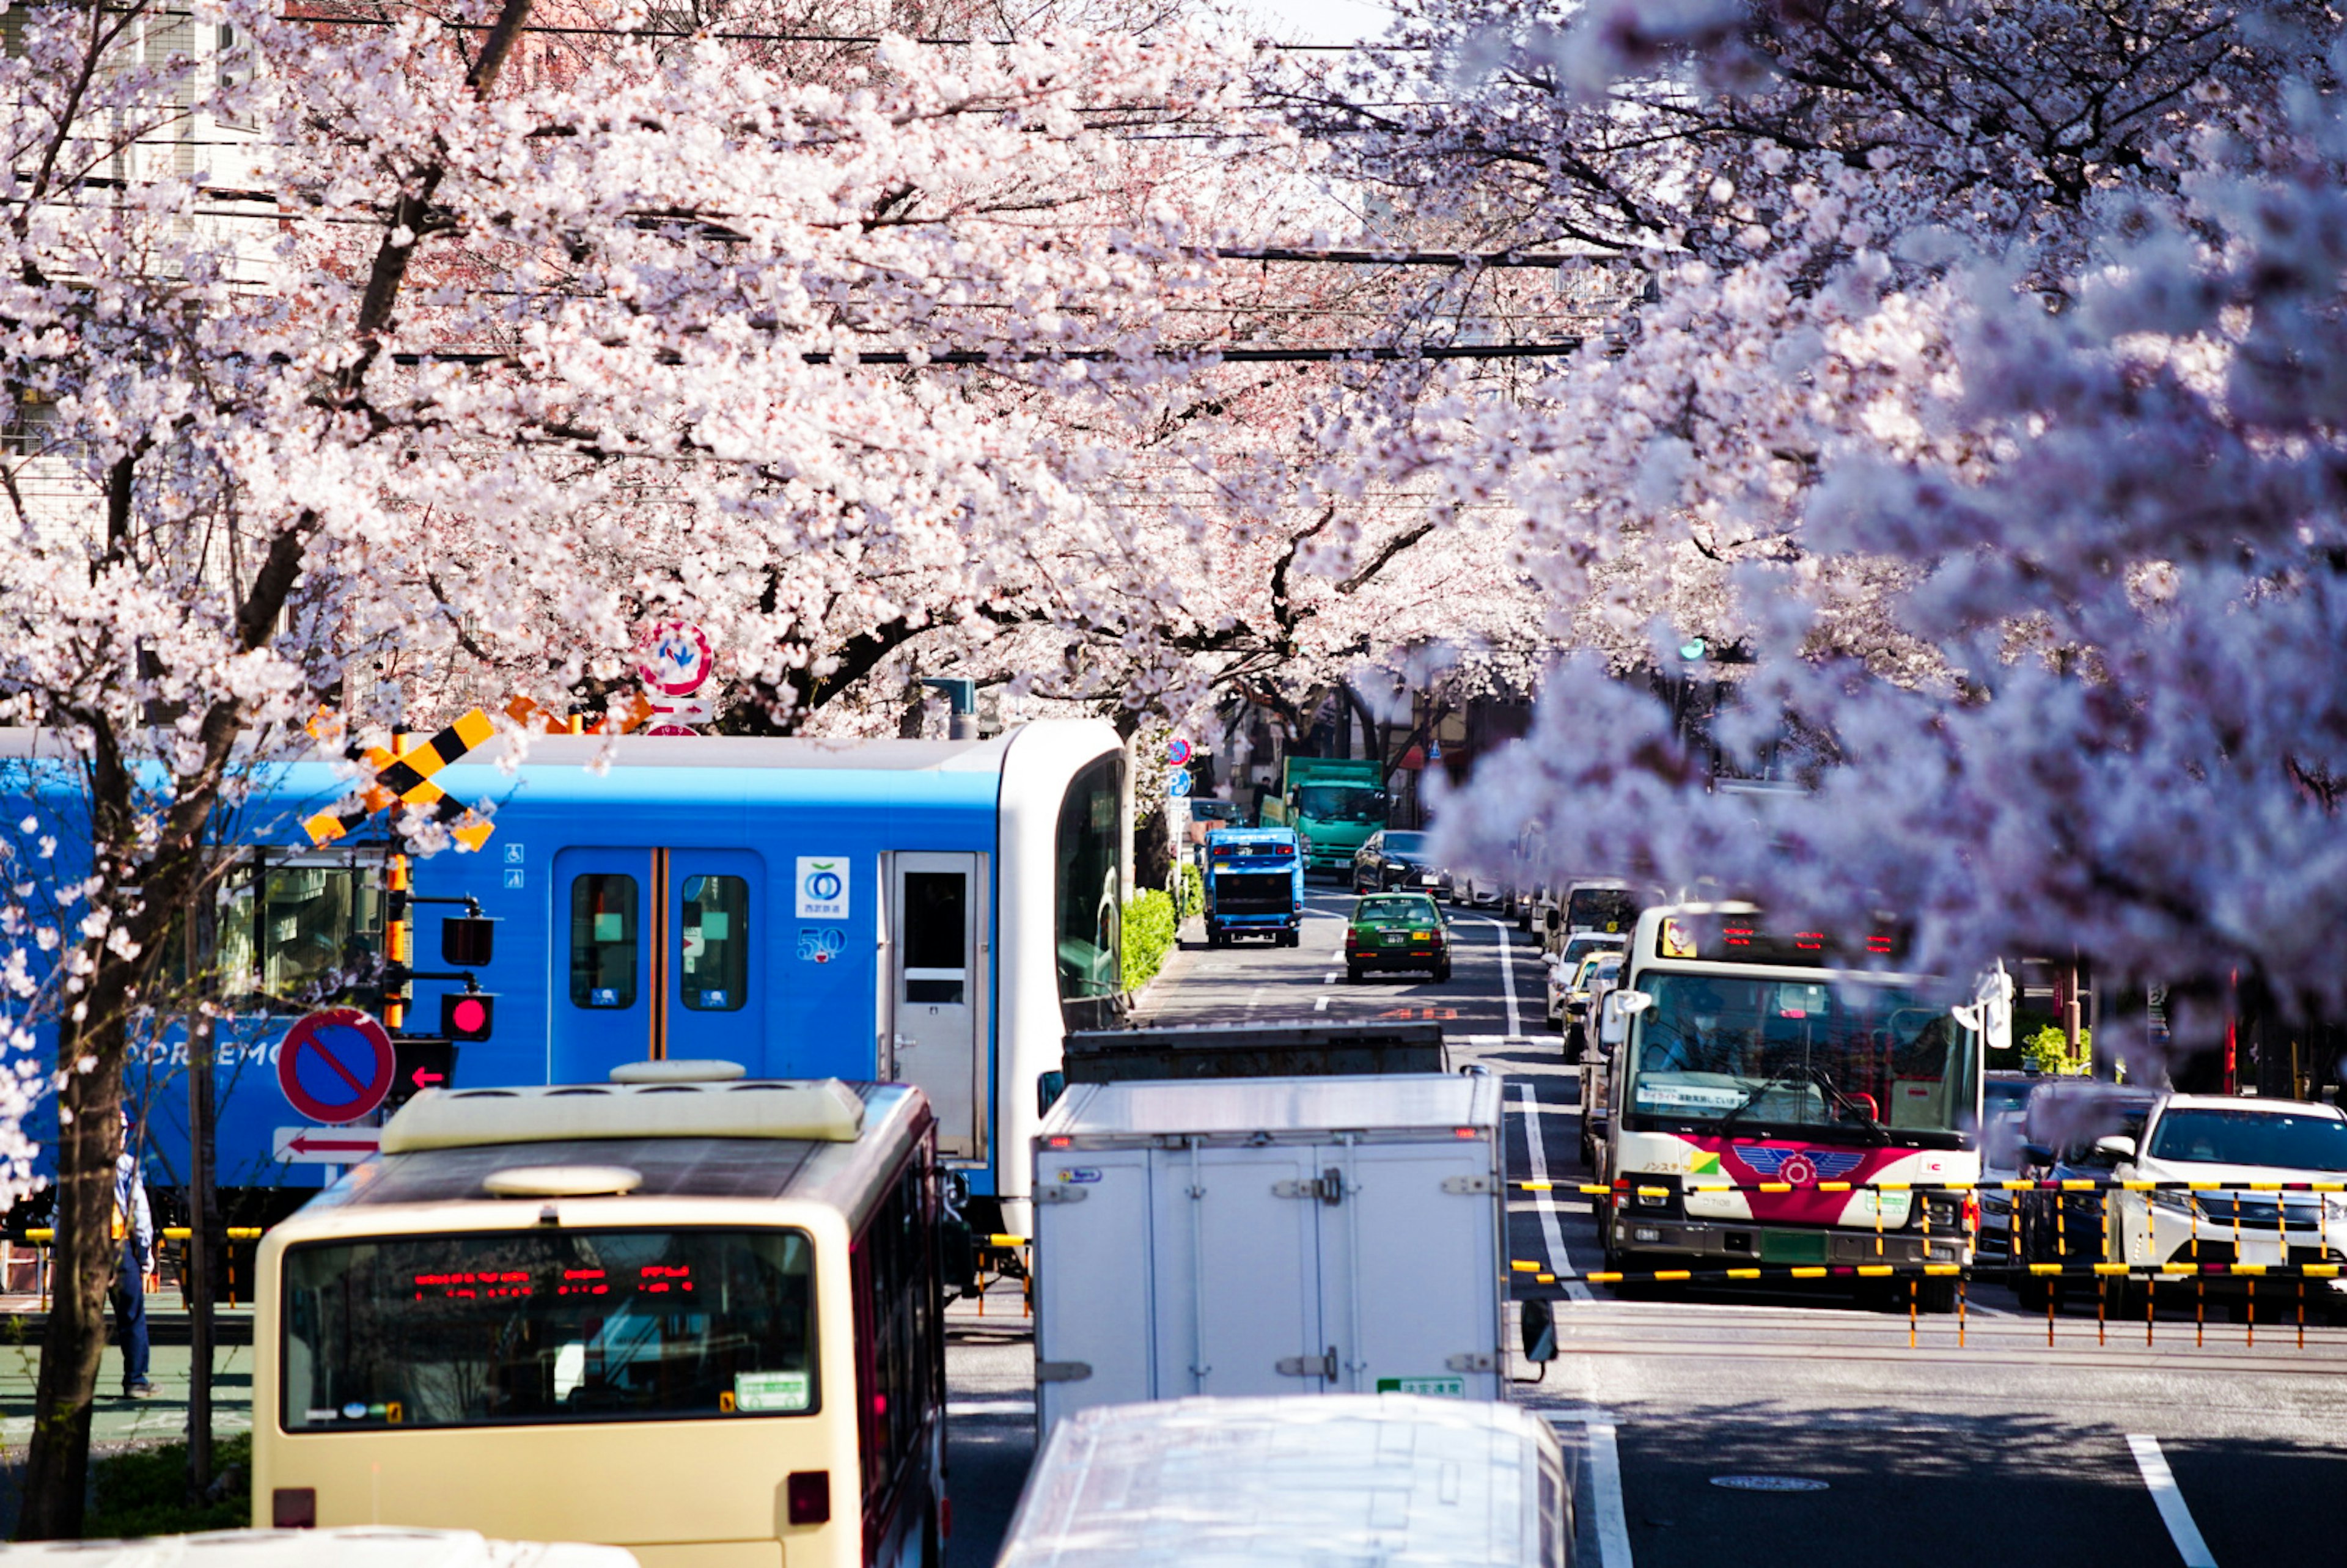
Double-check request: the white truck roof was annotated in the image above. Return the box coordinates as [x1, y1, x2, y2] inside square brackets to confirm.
[1039, 1072, 1502, 1146]
[996, 1394, 1567, 1567]
[0, 1528, 637, 1568]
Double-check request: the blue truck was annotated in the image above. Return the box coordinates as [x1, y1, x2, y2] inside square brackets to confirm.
[1203, 826, 1305, 948]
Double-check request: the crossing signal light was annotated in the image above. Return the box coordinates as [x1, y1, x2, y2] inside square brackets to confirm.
[387, 1036, 457, 1111]
[441, 991, 496, 1042]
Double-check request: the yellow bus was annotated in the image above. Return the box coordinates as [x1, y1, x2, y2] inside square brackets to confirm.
[253, 1066, 958, 1568]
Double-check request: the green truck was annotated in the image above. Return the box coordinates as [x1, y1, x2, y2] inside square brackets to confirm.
[1260, 757, 1389, 877]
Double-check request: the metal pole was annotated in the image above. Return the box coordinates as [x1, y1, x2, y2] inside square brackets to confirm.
[186, 896, 218, 1493]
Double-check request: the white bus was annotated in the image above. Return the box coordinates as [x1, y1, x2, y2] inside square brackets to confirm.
[254, 1067, 960, 1568]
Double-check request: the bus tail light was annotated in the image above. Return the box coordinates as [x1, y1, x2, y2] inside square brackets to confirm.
[787, 1470, 831, 1526]
[271, 1489, 316, 1529]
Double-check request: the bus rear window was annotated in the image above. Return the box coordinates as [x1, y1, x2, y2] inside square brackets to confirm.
[282, 1228, 815, 1431]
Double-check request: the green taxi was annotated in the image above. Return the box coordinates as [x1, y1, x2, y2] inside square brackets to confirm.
[1343, 893, 1452, 983]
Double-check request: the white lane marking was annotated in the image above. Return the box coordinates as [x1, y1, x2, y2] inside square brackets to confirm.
[2128, 1435, 2217, 1568]
[947, 1400, 1034, 1417]
[1315, 995, 1330, 1012]
[1518, 1080, 1595, 1303]
[1589, 1420, 1634, 1568]
[1245, 984, 1265, 1014]
[1329, 948, 1343, 961]
[1323, 972, 1338, 984]
[1479, 916, 1523, 1038]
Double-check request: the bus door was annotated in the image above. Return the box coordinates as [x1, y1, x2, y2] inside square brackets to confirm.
[884, 852, 988, 1160]
[553, 846, 765, 1080]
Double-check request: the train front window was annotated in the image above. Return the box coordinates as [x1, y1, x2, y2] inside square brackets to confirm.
[215, 852, 386, 1013]
[282, 1228, 816, 1430]
[1054, 753, 1124, 1005]
[678, 874, 747, 1011]
[570, 874, 639, 1008]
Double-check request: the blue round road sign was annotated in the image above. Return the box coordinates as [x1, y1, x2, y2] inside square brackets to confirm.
[277, 1008, 398, 1125]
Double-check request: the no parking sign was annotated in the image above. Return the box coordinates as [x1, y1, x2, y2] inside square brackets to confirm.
[277, 1008, 397, 1125]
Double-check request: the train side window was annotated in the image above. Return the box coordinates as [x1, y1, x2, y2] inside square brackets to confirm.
[680, 874, 747, 1011]
[570, 874, 639, 1008]
[902, 871, 967, 1005]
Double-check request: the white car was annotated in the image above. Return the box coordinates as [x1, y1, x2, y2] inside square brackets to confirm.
[2098, 1094, 2347, 1295]
[1542, 930, 1628, 1027]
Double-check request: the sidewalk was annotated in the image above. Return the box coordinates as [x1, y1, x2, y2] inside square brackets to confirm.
[0, 1307, 253, 1449]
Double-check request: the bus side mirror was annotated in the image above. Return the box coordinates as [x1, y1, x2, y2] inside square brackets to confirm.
[1520, 1298, 1557, 1363]
[1037, 1071, 1067, 1117]
[1599, 990, 1650, 1047]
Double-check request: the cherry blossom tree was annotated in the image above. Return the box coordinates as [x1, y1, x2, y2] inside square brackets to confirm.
[1354, 4, 2347, 1083]
[0, 0, 1264, 1526]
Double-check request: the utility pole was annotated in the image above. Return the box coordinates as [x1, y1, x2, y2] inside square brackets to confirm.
[185, 895, 218, 1492]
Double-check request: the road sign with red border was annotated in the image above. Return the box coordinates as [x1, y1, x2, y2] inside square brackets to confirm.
[277, 1008, 397, 1125]
[638, 621, 714, 698]
[1167, 736, 1192, 766]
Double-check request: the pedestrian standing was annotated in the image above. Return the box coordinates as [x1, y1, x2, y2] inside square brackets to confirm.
[113, 1107, 158, 1399]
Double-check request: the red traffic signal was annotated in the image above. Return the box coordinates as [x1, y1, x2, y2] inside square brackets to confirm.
[440, 992, 496, 1042]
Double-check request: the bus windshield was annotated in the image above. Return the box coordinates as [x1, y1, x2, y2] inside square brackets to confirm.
[1294, 785, 1387, 823]
[282, 1228, 816, 1431]
[1626, 973, 1978, 1140]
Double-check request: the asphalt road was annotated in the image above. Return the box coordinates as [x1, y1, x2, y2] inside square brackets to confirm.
[945, 884, 2347, 1567]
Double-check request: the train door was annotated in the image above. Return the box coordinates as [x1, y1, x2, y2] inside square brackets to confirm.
[884, 852, 988, 1160]
[552, 846, 765, 1081]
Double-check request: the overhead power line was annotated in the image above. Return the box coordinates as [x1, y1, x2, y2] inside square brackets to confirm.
[391, 340, 1584, 368]
[274, 10, 1419, 51]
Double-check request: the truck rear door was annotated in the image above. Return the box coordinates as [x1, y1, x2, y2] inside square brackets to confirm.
[1318, 1138, 1502, 1398]
[1152, 1144, 1323, 1401]
[1033, 1146, 1155, 1434]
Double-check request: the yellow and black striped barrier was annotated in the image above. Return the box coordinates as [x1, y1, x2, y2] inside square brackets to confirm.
[18, 1226, 265, 1244]
[1519, 1179, 2347, 1195]
[1541, 1260, 2347, 1286]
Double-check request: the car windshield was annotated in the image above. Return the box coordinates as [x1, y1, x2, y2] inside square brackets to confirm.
[1358, 897, 1436, 923]
[1383, 832, 1430, 855]
[1626, 972, 1978, 1138]
[1566, 888, 1641, 934]
[1559, 934, 1625, 968]
[2146, 1108, 2347, 1170]
[1295, 785, 1387, 823]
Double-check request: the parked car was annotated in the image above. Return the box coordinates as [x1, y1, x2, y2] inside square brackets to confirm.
[1344, 892, 1452, 982]
[1351, 829, 1449, 895]
[1541, 931, 1629, 1030]
[2026, 1091, 2347, 1313]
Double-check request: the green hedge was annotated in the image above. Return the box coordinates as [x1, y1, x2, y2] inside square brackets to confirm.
[1176, 862, 1205, 921]
[87, 1434, 252, 1537]
[1123, 888, 1177, 993]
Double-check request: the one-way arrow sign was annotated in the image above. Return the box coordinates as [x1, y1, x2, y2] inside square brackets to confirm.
[274, 1126, 383, 1164]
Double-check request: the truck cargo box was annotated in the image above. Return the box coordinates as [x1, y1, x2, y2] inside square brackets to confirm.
[1062, 1019, 1448, 1083]
[1032, 1072, 1507, 1434]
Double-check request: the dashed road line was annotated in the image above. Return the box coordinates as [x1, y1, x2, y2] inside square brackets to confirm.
[1314, 995, 1330, 1012]
[1587, 1420, 1634, 1568]
[2128, 1435, 2217, 1567]
[1478, 915, 1525, 1038]
[1518, 1080, 1594, 1303]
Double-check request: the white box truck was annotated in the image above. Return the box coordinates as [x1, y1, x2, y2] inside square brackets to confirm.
[996, 1394, 1573, 1567]
[1031, 1072, 1510, 1433]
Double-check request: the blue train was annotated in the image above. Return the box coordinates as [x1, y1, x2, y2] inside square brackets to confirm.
[4, 721, 1126, 1234]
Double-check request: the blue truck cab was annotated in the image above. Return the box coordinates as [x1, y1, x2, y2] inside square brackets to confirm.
[1202, 827, 1305, 949]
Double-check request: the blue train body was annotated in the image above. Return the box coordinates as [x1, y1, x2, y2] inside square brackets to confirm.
[2, 722, 1125, 1231]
